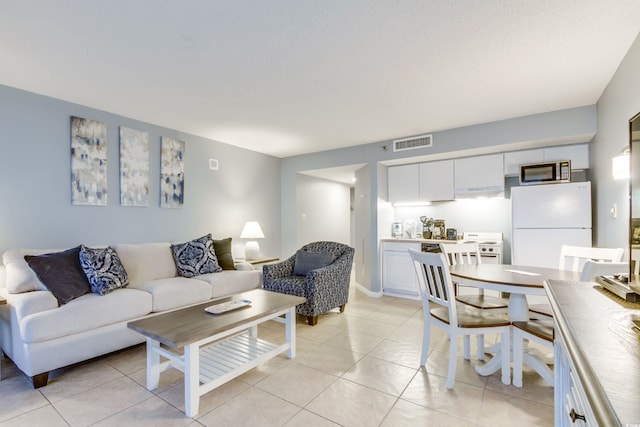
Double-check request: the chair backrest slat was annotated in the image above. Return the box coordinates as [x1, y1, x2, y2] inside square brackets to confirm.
[558, 245, 624, 272]
[409, 249, 457, 321]
[439, 242, 482, 266]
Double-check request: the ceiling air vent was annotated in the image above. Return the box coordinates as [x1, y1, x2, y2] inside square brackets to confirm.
[393, 134, 433, 152]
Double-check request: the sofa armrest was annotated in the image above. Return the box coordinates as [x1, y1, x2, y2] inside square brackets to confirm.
[234, 262, 255, 271]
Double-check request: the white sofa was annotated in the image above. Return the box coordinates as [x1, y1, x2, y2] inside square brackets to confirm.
[0, 242, 263, 387]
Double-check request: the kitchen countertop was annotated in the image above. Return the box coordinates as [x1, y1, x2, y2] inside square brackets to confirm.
[545, 279, 640, 426]
[380, 238, 461, 244]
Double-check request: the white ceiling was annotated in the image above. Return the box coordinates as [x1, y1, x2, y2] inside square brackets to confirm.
[1, 1, 639, 159]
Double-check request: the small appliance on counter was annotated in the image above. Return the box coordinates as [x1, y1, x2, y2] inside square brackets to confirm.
[419, 216, 434, 238]
[404, 219, 418, 239]
[433, 219, 445, 239]
[392, 220, 403, 238]
[446, 228, 458, 240]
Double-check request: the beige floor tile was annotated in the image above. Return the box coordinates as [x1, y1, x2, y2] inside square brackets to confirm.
[255, 362, 337, 406]
[400, 369, 485, 424]
[93, 396, 191, 426]
[0, 375, 50, 423]
[368, 338, 423, 369]
[485, 368, 554, 406]
[52, 376, 153, 426]
[236, 355, 291, 385]
[342, 355, 417, 397]
[197, 387, 299, 427]
[103, 344, 147, 374]
[283, 409, 340, 426]
[381, 397, 476, 427]
[129, 366, 185, 394]
[294, 343, 363, 376]
[296, 322, 342, 343]
[157, 378, 250, 418]
[345, 317, 400, 338]
[0, 404, 69, 427]
[423, 348, 490, 388]
[478, 389, 554, 427]
[306, 378, 397, 427]
[322, 330, 384, 354]
[40, 361, 125, 402]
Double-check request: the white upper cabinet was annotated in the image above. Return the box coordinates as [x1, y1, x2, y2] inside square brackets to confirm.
[454, 154, 504, 196]
[388, 164, 419, 202]
[504, 149, 545, 175]
[543, 144, 589, 170]
[503, 143, 590, 176]
[419, 160, 454, 201]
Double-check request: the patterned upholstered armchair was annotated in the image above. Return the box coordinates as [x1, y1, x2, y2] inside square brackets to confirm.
[263, 241, 354, 326]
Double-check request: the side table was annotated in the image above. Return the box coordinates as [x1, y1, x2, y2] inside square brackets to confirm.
[236, 257, 280, 266]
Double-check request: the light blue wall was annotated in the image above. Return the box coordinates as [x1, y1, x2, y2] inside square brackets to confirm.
[282, 106, 597, 292]
[0, 85, 281, 257]
[593, 32, 640, 256]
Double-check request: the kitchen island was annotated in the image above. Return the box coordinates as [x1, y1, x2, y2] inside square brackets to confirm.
[545, 279, 640, 426]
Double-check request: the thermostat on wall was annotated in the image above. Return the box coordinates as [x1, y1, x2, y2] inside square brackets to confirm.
[209, 158, 219, 170]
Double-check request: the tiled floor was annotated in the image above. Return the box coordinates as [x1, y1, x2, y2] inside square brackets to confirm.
[0, 285, 554, 426]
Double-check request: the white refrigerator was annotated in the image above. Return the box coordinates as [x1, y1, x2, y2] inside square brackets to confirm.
[511, 181, 592, 268]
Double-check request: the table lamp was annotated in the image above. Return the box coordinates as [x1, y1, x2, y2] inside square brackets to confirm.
[240, 221, 264, 259]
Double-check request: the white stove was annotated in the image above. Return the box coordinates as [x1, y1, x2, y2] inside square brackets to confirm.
[462, 231, 504, 263]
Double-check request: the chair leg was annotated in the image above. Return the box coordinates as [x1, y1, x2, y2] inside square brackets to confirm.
[500, 329, 511, 386]
[339, 304, 346, 313]
[420, 319, 430, 366]
[307, 316, 318, 326]
[447, 331, 458, 389]
[477, 335, 485, 361]
[463, 335, 470, 360]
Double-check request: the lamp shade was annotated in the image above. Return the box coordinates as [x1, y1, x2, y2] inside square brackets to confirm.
[240, 221, 265, 239]
[612, 148, 630, 180]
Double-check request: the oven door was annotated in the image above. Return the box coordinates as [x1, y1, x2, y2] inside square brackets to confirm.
[478, 253, 501, 264]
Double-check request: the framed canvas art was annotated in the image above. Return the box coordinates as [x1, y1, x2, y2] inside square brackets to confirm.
[160, 137, 185, 208]
[119, 126, 149, 206]
[71, 116, 107, 205]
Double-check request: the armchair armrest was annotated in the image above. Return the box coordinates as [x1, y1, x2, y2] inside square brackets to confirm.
[263, 256, 296, 281]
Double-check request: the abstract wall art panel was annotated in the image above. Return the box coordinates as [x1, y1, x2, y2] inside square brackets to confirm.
[119, 126, 149, 206]
[160, 137, 185, 208]
[70, 116, 107, 205]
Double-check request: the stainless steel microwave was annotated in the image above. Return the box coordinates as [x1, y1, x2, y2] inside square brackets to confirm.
[519, 160, 571, 185]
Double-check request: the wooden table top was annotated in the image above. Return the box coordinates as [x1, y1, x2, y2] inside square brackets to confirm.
[450, 264, 581, 290]
[127, 289, 305, 348]
[545, 280, 640, 426]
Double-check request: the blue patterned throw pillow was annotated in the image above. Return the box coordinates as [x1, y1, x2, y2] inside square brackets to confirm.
[171, 234, 222, 277]
[293, 250, 336, 276]
[79, 245, 129, 295]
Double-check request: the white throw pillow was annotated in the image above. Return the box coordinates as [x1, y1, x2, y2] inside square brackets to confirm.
[3, 248, 63, 293]
[113, 243, 177, 286]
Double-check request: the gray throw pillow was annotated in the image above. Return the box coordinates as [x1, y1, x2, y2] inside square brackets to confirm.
[171, 234, 222, 277]
[79, 245, 129, 295]
[293, 251, 335, 276]
[24, 246, 92, 305]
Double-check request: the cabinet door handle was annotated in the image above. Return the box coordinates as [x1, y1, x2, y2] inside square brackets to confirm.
[569, 408, 586, 423]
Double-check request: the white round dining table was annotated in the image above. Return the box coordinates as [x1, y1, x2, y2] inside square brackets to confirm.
[449, 263, 581, 379]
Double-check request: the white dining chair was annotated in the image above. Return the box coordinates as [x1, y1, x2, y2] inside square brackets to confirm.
[530, 245, 625, 318]
[580, 260, 628, 281]
[408, 249, 511, 389]
[440, 242, 509, 311]
[512, 318, 554, 387]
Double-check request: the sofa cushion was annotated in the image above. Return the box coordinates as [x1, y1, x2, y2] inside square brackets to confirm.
[130, 277, 212, 312]
[19, 288, 152, 344]
[80, 246, 129, 295]
[213, 238, 236, 270]
[293, 250, 335, 276]
[113, 242, 177, 286]
[3, 248, 64, 293]
[24, 246, 91, 305]
[197, 270, 263, 298]
[171, 234, 222, 277]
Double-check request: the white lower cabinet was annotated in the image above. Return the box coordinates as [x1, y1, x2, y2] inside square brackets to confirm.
[555, 329, 597, 426]
[381, 242, 420, 298]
